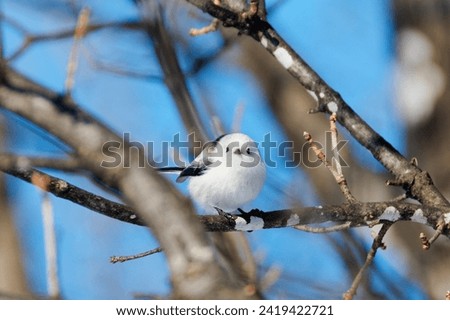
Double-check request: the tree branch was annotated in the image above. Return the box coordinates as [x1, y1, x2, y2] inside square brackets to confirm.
[141, 2, 209, 148]
[343, 222, 392, 299]
[1, 14, 142, 61]
[183, 0, 449, 208]
[0, 154, 80, 172]
[3, 166, 449, 238]
[3, 168, 144, 225]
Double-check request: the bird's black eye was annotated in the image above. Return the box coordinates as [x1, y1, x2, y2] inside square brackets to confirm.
[246, 147, 251, 155]
[226, 147, 229, 153]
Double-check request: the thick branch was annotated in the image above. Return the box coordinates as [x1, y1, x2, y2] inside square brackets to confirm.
[3, 168, 144, 225]
[3, 167, 448, 238]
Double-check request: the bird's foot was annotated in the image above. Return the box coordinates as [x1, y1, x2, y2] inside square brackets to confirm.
[238, 208, 264, 215]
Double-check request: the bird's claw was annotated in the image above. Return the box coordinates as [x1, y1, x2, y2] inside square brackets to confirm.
[237, 208, 247, 214]
[238, 208, 264, 215]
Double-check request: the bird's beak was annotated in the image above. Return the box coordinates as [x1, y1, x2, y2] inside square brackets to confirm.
[233, 149, 242, 155]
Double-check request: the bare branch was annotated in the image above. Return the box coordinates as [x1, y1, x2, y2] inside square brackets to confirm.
[64, 7, 91, 96]
[110, 247, 163, 263]
[3, 167, 448, 237]
[40, 193, 60, 299]
[141, 3, 209, 148]
[241, 0, 259, 19]
[0, 154, 80, 172]
[303, 130, 356, 203]
[419, 217, 447, 250]
[343, 223, 392, 299]
[3, 168, 144, 225]
[294, 222, 351, 233]
[2, 14, 142, 61]
[189, 18, 220, 36]
[83, 49, 163, 81]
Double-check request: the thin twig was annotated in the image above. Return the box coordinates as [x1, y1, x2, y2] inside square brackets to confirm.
[303, 130, 356, 203]
[65, 7, 91, 96]
[329, 113, 355, 202]
[329, 113, 342, 175]
[82, 47, 163, 81]
[0, 153, 81, 171]
[343, 223, 392, 300]
[390, 193, 408, 202]
[189, 0, 220, 36]
[189, 18, 220, 36]
[40, 192, 60, 299]
[110, 247, 163, 263]
[4, 16, 142, 61]
[257, 0, 267, 19]
[419, 217, 446, 250]
[231, 101, 245, 133]
[259, 265, 281, 292]
[242, 0, 259, 19]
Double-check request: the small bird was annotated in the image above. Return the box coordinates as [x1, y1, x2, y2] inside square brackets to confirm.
[176, 133, 266, 213]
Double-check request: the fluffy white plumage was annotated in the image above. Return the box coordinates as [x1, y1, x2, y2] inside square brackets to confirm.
[176, 133, 266, 213]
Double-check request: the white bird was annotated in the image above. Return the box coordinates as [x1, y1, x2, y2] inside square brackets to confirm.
[176, 133, 266, 213]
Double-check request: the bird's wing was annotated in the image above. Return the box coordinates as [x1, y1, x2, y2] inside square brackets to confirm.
[175, 137, 224, 183]
[175, 161, 208, 183]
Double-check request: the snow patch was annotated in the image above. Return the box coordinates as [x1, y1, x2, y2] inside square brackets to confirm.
[410, 209, 427, 224]
[287, 214, 300, 226]
[261, 36, 269, 48]
[306, 90, 318, 102]
[444, 212, 450, 225]
[235, 216, 264, 231]
[379, 206, 401, 222]
[274, 47, 293, 69]
[327, 101, 338, 113]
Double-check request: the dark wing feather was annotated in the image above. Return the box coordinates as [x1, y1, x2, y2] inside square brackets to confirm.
[175, 135, 226, 183]
[176, 162, 208, 183]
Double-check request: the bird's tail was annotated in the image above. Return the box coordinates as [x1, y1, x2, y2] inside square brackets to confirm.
[156, 167, 184, 172]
